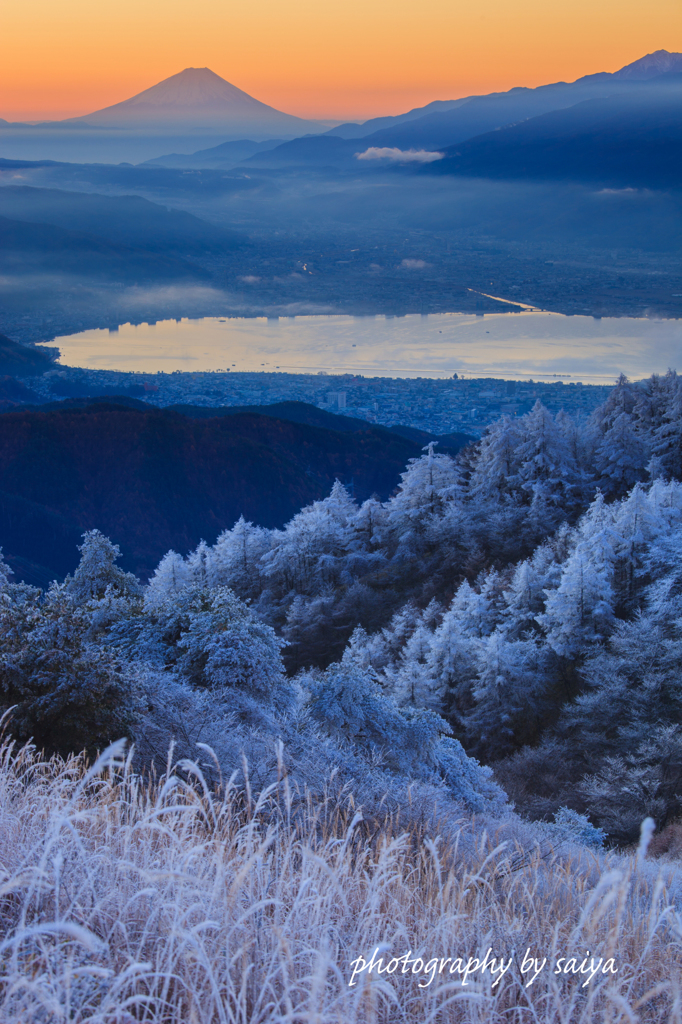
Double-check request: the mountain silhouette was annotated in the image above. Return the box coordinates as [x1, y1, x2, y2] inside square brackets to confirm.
[66, 67, 326, 136]
[242, 50, 682, 169]
[424, 74, 682, 189]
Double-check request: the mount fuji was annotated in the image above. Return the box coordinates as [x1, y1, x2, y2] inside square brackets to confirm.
[65, 67, 327, 137]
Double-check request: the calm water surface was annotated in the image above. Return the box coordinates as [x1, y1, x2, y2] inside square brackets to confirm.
[44, 311, 682, 384]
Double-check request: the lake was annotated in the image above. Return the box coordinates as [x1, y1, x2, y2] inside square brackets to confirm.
[44, 311, 682, 383]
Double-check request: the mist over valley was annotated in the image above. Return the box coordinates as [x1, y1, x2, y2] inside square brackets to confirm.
[2, 48, 682, 1023]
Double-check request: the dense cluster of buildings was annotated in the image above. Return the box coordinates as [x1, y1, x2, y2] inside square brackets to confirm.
[31, 366, 615, 435]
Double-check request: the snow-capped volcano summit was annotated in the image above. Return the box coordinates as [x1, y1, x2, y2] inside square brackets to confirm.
[67, 67, 325, 135]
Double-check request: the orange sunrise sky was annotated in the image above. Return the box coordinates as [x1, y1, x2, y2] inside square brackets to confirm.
[2, 0, 680, 122]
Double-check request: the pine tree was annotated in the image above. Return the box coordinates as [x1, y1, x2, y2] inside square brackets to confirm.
[431, 736, 507, 812]
[502, 554, 553, 640]
[186, 539, 211, 589]
[469, 415, 523, 501]
[462, 632, 555, 758]
[386, 442, 462, 556]
[591, 374, 649, 496]
[387, 621, 437, 709]
[207, 515, 271, 599]
[514, 401, 575, 504]
[422, 598, 482, 721]
[261, 480, 360, 595]
[176, 587, 288, 701]
[448, 577, 499, 638]
[0, 580, 138, 756]
[612, 482, 665, 611]
[0, 548, 12, 591]
[146, 551, 191, 611]
[652, 370, 682, 481]
[540, 540, 615, 658]
[65, 530, 141, 605]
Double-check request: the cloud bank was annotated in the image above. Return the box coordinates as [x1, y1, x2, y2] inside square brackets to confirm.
[355, 147, 444, 163]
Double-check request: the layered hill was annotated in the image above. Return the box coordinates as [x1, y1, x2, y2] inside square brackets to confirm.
[136, 50, 682, 171]
[0, 185, 244, 252]
[0, 335, 56, 376]
[326, 49, 682, 139]
[242, 51, 682, 170]
[0, 215, 211, 283]
[0, 401, 426, 583]
[426, 76, 682, 188]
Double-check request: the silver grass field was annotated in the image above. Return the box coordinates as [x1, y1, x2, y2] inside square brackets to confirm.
[1, 736, 681, 1024]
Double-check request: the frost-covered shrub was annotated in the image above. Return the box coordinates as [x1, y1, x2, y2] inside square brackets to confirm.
[302, 637, 507, 813]
[544, 806, 606, 850]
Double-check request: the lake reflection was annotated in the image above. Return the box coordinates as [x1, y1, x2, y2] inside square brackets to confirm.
[44, 311, 682, 383]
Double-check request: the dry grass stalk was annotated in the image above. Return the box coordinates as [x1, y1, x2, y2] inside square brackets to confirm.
[0, 737, 681, 1023]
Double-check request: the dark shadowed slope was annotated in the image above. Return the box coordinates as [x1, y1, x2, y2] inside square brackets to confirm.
[169, 401, 475, 455]
[425, 79, 682, 188]
[0, 216, 211, 282]
[0, 403, 423, 582]
[0, 336, 56, 376]
[0, 187, 245, 251]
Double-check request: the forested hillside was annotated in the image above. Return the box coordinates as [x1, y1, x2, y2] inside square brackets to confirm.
[0, 402, 423, 582]
[2, 370, 682, 845]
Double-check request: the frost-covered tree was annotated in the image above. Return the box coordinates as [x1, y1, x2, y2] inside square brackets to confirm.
[261, 480, 360, 595]
[304, 635, 440, 768]
[0, 548, 13, 591]
[514, 401, 575, 505]
[431, 736, 507, 813]
[469, 415, 523, 501]
[207, 515, 271, 598]
[353, 496, 389, 555]
[581, 725, 682, 844]
[421, 599, 483, 719]
[540, 493, 618, 657]
[145, 551, 191, 611]
[303, 633, 506, 811]
[591, 374, 650, 496]
[541, 546, 614, 658]
[186, 539, 211, 588]
[462, 633, 555, 758]
[387, 621, 436, 708]
[652, 370, 682, 481]
[447, 577, 500, 638]
[612, 482, 667, 611]
[501, 550, 555, 640]
[386, 443, 462, 557]
[0, 580, 138, 755]
[176, 587, 289, 703]
[560, 609, 682, 758]
[65, 530, 141, 605]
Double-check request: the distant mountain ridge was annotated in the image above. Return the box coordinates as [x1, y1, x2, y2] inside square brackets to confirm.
[424, 73, 682, 189]
[237, 52, 682, 171]
[329, 50, 682, 139]
[613, 49, 682, 79]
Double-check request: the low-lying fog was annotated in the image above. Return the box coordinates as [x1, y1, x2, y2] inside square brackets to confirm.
[0, 161, 680, 346]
